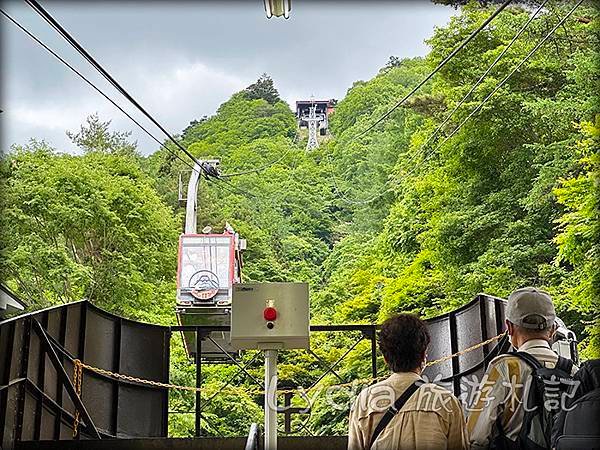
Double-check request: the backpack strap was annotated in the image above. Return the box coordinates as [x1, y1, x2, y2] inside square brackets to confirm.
[512, 351, 575, 449]
[555, 356, 573, 375]
[513, 351, 573, 374]
[368, 381, 421, 450]
[511, 351, 544, 369]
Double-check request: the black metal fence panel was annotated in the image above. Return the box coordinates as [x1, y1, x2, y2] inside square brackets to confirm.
[0, 301, 170, 449]
[423, 294, 509, 399]
[2, 293, 510, 446]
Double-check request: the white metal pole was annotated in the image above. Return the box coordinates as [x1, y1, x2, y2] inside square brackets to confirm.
[184, 161, 202, 234]
[264, 349, 278, 450]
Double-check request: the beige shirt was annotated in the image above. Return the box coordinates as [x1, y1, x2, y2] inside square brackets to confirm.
[466, 339, 575, 449]
[348, 371, 469, 450]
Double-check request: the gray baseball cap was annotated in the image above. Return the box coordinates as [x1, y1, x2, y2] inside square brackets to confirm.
[506, 287, 556, 330]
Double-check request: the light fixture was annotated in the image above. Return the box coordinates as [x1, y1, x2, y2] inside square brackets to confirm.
[264, 0, 291, 19]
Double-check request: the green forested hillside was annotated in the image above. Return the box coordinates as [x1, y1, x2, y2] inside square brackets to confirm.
[319, 3, 600, 349]
[1, 1, 598, 436]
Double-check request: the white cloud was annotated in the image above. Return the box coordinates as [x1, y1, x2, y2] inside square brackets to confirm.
[2, 1, 455, 155]
[3, 99, 104, 153]
[3, 61, 252, 154]
[143, 61, 246, 104]
[11, 104, 89, 131]
[134, 61, 250, 137]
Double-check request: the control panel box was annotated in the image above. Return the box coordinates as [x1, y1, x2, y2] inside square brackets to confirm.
[230, 282, 309, 350]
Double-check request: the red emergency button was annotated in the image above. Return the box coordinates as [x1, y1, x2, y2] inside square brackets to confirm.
[263, 307, 277, 321]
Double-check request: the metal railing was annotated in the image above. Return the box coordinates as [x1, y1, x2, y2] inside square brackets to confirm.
[1, 294, 510, 444]
[168, 323, 382, 437]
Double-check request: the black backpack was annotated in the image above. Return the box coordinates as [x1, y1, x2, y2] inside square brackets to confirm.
[554, 388, 600, 449]
[492, 351, 575, 450]
[552, 360, 600, 450]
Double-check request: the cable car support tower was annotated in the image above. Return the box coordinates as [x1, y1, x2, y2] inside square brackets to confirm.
[296, 99, 334, 150]
[303, 106, 322, 150]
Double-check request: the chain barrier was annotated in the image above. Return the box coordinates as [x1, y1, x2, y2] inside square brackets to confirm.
[425, 332, 507, 368]
[278, 331, 508, 395]
[72, 359, 83, 437]
[70, 332, 506, 434]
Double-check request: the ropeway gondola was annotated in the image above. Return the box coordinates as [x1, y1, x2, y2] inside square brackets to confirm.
[175, 160, 246, 361]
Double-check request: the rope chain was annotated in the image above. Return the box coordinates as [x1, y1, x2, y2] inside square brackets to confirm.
[70, 331, 506, 401]
[72, 359, 83, 437]
[425, 332, 506, 368]
[69, 332, 506, 433]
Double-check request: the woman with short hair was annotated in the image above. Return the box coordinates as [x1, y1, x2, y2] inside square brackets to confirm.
[348, 313, 468, 450]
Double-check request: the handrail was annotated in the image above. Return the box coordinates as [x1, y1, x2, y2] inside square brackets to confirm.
[245, 423, 260, 450]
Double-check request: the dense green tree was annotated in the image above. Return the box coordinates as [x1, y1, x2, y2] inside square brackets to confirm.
[67, 113, 138, 156]
[554, 117, 600, 359]
[321, 2, 599, 342]
[0, 140, 179, 322]
[242, 73, 281, 105]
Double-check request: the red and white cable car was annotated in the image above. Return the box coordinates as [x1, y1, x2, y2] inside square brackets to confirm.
[176, 227, 244, 308]
[175, 161, 246, 360]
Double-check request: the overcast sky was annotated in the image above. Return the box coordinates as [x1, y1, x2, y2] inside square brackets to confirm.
[1, 1, 456, 155]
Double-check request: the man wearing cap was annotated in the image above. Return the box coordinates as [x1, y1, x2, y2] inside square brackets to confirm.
[466, 287, 576, 449]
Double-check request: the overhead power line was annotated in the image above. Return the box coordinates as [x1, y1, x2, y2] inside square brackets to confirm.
[220, 142, 294, 178]
[418, 0, 549, 153]
[328, 0, 515, 206]
[331, 0, 580, 206]
[5, 1, 292, 209]
[214, 177, 261, 201]
[0, 8, 196, 172]
[350, 0, 513, 143]
[429, 0, 584, 155]
[394, 0, 585, 186]
[326, 151, 393, 206]
[392, 0, 550, 183]
[24, 0, 205, 173]
[220, 129, 300, 178]
[5, 1, 264, 208]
